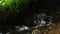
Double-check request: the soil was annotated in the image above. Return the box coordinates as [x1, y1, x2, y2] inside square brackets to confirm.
[31, 22, 60, 34]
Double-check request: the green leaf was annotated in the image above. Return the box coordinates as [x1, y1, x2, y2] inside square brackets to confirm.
[0, 0, 30, 17]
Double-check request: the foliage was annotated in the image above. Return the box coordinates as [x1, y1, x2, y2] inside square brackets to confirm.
[0, 0, 30, 17]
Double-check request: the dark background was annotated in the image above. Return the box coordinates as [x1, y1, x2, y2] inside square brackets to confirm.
[0, 0, 60, 33]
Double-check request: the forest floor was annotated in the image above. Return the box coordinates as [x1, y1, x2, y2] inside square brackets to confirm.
[14, 22, 60, 34]
[31, 22, 60, 34]
[47, 22, 60, 34]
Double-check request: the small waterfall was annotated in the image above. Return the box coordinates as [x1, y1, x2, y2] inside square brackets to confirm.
[33, 13, 53, 27]
[15, 25, 29, 32]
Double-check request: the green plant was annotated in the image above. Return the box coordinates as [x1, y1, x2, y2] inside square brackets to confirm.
[0, 0, 30, 17]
